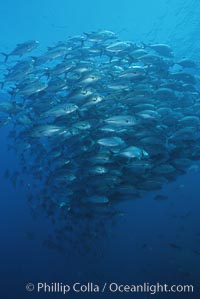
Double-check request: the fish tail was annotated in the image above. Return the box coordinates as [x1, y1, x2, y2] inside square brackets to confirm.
[0, 81, 4, 89]
[44, 69, 50, 79]
[1, 52, 9, 62]
[141, 42, 147, 49]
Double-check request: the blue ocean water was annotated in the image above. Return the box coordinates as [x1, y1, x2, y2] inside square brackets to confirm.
[0, 0, 200, 298]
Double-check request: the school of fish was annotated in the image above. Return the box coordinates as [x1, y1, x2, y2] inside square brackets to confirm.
[0, 30, 200, 237]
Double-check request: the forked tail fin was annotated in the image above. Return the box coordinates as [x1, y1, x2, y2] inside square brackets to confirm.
[1, 52, 9, 62]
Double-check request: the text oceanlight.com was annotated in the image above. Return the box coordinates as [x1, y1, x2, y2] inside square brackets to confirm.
[25, 282, 194, 295]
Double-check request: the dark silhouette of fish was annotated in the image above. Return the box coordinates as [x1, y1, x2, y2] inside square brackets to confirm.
[169, 243, 182, 250]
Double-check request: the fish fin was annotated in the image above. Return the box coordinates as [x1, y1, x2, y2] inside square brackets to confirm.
[0, 81, 4, 89]
[141, 42, 147, 48]
[1, 52, 9, 62]
[44, 69, 50, 79]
